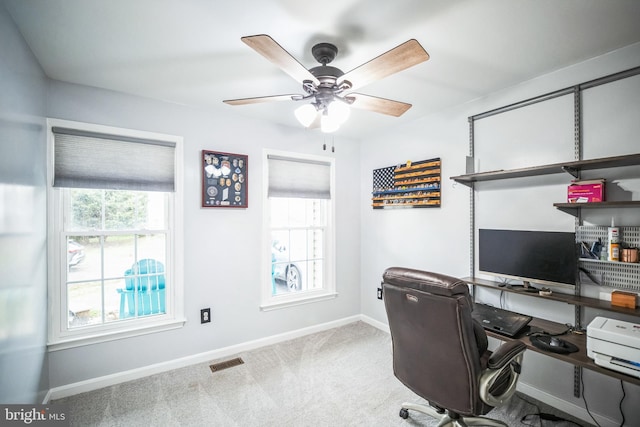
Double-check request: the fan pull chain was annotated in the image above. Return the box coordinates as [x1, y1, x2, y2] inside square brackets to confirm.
[322, 137, 335, 152]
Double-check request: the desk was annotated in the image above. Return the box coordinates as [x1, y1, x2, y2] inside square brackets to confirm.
[486, 318, 640, 387]
[465, 277, 640, 388]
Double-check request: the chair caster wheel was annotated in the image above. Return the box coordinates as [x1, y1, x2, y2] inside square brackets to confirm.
[399, 408, 409, 419]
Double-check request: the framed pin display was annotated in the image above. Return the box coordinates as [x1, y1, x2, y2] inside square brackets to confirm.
[201, 150, 248, 208]
[371, 157, 441, 209]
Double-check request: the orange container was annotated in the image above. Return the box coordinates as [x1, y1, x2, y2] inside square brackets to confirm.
[611, 291, 637, 309]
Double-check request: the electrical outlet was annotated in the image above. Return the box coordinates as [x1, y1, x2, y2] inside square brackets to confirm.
[377, 287, 383, 300]
[200, 308, 211, 324]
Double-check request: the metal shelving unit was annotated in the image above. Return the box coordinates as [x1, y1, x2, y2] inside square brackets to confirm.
[453, 65, 640, 397]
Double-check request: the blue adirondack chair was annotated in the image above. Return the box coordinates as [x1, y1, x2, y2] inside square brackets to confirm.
[118, 259, 166, 319]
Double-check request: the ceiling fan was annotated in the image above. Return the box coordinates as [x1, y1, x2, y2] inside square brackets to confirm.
[223, 34, 430, 132]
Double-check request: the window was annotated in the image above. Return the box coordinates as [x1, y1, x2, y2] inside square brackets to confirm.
[262, 150, 335, 310]
[47, 119, 184, 350]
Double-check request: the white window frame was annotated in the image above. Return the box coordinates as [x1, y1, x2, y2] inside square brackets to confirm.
[46, 118, 185, 351]
[261, 149, 336, 310]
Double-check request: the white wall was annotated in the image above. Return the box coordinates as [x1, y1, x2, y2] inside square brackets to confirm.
[44, 81, 362, 388]
[0, 2, 48, 404]
[360, 43, 640, 426]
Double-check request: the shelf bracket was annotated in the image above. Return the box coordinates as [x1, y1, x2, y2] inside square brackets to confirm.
[561, 166, 579, 178]
[555, 205, 579, 217]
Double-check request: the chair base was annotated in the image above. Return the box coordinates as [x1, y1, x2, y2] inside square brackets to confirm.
[400, 402, 507, 427]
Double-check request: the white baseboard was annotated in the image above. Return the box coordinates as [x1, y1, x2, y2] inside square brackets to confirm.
[517, 381, 618, 427]
[360, 314, 389, 333]
[47, 314, 361, 401]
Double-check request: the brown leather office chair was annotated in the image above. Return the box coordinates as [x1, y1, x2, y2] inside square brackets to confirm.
[382, 267, 526, 426]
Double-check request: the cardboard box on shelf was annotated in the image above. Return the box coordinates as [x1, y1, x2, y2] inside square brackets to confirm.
[567, 179, 605, 203]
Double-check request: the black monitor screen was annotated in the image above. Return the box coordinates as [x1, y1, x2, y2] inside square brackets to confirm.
[479, 229, 577, 287]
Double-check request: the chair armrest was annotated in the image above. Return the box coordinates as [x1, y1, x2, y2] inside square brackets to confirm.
[488, 340, 526, 370]
[479, 341, 526, 407]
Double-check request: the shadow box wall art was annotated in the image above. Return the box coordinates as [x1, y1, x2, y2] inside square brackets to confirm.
[371, 157, 441, 209]
[202, 150, 248, 208]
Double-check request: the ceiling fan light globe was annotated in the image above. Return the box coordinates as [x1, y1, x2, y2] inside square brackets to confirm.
[294, 104, 318, 127]
[328, 101, 351, 124]
[321, 114, 340, 133]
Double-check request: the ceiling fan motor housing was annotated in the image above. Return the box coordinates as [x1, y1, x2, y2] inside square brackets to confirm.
[309, 66, 344, 84]
[305, 65, 352, 110]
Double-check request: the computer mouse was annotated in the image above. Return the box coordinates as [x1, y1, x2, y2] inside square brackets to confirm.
[550, 337, 563, 347]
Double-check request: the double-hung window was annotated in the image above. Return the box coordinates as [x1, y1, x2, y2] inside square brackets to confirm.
[262, 150, 336, 310]
[47, 119, 184, 349]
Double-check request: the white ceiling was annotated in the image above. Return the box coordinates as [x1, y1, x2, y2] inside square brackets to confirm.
[5, 0, 640, 138]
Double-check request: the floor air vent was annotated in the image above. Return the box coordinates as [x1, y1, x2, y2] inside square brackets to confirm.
[210, 357, 244, 373]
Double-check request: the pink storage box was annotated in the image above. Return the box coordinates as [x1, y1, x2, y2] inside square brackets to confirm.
[567, 179, 605, 203]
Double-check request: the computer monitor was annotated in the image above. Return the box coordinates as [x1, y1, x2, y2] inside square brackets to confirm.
[478, 229, 578, 289]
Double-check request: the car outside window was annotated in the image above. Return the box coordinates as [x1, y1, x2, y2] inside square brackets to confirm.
[270, 198, 326, 294]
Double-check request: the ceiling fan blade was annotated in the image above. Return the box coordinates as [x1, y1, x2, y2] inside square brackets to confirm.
[241, 35, 320, 86]
[338, 39, 429, 91]
[223, 94, 299, 106]
[348, 93, 412, 117]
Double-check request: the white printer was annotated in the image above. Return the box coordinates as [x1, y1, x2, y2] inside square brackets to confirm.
[587, 316, 640, 379]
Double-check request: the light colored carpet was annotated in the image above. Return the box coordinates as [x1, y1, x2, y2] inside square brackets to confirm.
[53, 321, 589, 426]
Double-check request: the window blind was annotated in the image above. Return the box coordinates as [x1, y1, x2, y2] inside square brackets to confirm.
[268, 155, 331, 199]
[52, 127, 176, 192]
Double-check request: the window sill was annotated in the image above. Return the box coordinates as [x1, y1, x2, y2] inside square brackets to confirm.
[260, 291, 337, 311]
[48, 317, 186, 352]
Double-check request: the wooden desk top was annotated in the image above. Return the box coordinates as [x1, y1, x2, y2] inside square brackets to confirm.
[486, 317, 640, 387]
